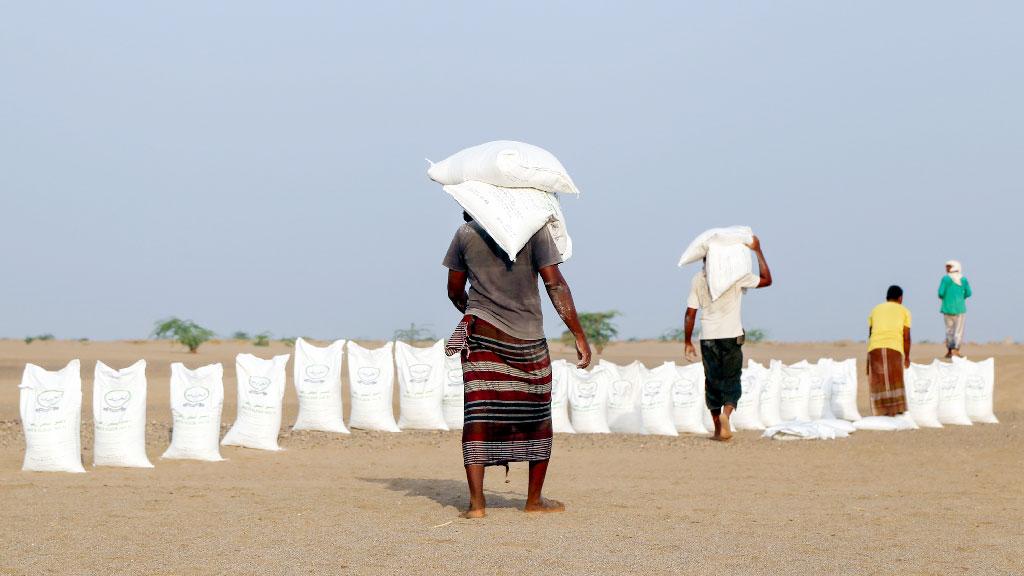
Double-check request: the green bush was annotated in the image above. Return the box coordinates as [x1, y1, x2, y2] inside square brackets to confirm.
[659, 328, 685, 342]
[24, 334, 55, 344]
[745, 328, 768, 343]
[231, 331, 251, 341]
[278, 337, 297, 347]
[253, 332, 271, 347]
[394, 323, 436, 342]
[152, 317, 215, 353]
[561, 311, 620, 354]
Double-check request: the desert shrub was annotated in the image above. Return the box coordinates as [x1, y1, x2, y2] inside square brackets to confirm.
[152, 317, 215, 353]
[745, 328, 768, 343]
[24, 334, 55, 344]
[561, 311, 620, 354]
[253, 332, 271, 347]
[394, 323, 436, 342]
[278, 337, 296, 347]
[231, 331, 251, 341]
[659, 328, 685, 342]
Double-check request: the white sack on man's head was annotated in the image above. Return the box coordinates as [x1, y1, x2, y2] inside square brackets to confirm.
[428, 140, 580, 195]
[444, 181, 571, 262]
[678, 226, 755, 301]
[678, 226, 753, 266]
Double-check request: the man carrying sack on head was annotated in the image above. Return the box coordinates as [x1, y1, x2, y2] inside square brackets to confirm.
[683, 235, 772, 441]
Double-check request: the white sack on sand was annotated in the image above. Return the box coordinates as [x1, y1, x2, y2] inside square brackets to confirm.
[20, 360, 85, 473]
[93, 360, 152, 468]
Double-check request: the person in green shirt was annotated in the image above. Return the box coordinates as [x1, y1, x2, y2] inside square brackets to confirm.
[938, 260, 972, 358]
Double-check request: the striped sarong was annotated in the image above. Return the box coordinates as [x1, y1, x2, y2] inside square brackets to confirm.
[460, 316, 552, 467]
[867, 347, 907, 416]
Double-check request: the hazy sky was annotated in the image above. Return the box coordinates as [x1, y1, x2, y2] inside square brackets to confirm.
[2, 2, 1021, 344]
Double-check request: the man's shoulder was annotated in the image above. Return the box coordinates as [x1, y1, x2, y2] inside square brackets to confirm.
[690, 270, 707, 286]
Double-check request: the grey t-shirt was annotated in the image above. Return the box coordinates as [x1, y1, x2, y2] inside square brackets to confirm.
[443, 222, 563, 340]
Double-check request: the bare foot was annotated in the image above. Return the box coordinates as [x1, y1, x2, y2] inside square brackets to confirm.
[524, 498, 565, 513]
[460, 508, 486, 519]
[719, 413, 733, 441]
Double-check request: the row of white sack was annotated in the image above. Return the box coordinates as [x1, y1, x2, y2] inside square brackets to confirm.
[19, 338, 465, 473]
[552, 356, 997, 436]
[552, 358, 859, 435]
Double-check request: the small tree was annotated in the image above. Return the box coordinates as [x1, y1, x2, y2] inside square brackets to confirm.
[745, 328, 768, 343]
[152, 317, 215, 353]
[561, 311, 620, 354]
[278, 337, 296, 347]
[231, 331, 251, 341]
[394, 323, 436, 342]
[659, 328, 685, 342]
[24, 334, 55, 344]
[253, 331, 271, 347]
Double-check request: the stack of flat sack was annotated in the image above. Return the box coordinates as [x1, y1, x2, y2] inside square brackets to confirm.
[677, 226, 755, 300]
[427, 140, 577, 261]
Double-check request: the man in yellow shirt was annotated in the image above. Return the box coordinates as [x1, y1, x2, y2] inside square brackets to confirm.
[867, 285, 912, 416]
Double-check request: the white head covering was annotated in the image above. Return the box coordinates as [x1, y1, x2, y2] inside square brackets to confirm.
[945, 260, 963, 285]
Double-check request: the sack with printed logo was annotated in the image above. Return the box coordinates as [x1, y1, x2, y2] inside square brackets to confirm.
[20, 360, 85, 473]
[778, 363, 813, 422]
[292, 338, 348, 433]
[732, 361, 765, 430]
[93, 360, 153, 468]
[758, 361, 784, 427]
[222, 353, 290, 450]
[163, 362, 225, 461]
[824, 358, 862, 421]
[347, 342, 400, 432]
[934, 360, 972, 426]
[395, 340, 448, 431]
[641, 363, 679, 436]
[804, 360, 836, 421]
[953, 356, 997, 424]
[599, 360, 645, 434]
[904, 362, 942, 428]
[671, 362, 708, 434]
[568, 366, 611, 434]
[442, 352, 465, 430]
[551, 360, 575, 433]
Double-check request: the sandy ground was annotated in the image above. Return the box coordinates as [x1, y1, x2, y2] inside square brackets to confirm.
[0, 339, 1020, 576]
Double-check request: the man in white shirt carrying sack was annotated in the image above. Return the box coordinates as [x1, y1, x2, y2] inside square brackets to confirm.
[683, 235, 772, 441]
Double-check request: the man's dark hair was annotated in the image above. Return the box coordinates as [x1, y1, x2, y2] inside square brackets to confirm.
[463, 211, 473, 222]
[886, 285, 903, 301]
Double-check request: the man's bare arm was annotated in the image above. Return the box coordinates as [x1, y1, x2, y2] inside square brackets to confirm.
[746, 235, 772, 288]
[903, 326, 912, 368]
[447, 270, 468, 313]
[683, 307, 699, 362]
[539, 264, 592, 369]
